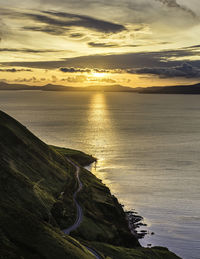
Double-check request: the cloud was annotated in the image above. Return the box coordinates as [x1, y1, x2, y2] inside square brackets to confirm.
[15, 76, 40, 83]
[59, 67, 116, 74]
[2, 47, 200, 71]
[90, 77, 116, 83]
[59, 67, 91, 73]
[22, 26, 68, 36]
[185, 44, 200, 49]
[155, 0, 196, 17]
[51, 75, 58, 82]
[0, 48, 62, 53]
[0, 68, 32, 72]
[24, 10, 126, 34]
[88, 41, 141, 48]
[59, 67, 120, 74]
[93, 68, 112, 73]
[23, 26, 86, 38]
[60, 75, 116, 83]
[69, 33, 85, 38]
[88, 42, 119, 48]
[129, 63, 200, 78]
[61, 75, 87, 83]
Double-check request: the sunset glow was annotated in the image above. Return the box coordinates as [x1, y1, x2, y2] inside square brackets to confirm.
[0, 1, 200, 87]
[91, 72, 107, 78]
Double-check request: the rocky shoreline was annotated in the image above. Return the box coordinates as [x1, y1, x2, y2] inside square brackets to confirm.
[88, 163, 153, 242]
[125, 210, 154, 241]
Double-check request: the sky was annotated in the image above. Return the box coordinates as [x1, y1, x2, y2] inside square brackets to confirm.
[0, 0, 200, 87]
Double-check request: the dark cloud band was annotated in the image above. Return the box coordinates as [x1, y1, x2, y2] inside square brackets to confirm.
[0, 68, 32, 72]
[59, 67, 91, 73]
[155, 0, 196, 17]
[23, 10, 126, 34]
[128, 63, 200, 78]
[2, 48, 200, 79]
[0, 48, 62, 53]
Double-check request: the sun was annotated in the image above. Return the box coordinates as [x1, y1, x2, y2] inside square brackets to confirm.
[92, 72, 106, 78]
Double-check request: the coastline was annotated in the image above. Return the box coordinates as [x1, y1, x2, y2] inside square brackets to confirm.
[0, 110, 181, 259]
[85, 163, 149, 240]
[83, 161, 182, 258]
[79, 160, 182, 258]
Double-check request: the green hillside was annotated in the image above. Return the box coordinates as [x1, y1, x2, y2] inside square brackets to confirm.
[0, 110, 181, 259]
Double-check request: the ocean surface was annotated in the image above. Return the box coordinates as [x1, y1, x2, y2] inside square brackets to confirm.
[0, 90, 200, 259]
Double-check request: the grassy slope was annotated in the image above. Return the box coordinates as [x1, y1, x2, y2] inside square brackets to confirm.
[0, 111, 94, 259]
[51, 145, 97, 166]
[0, 110, 181, 259]
[76, 168, 139, 247]
[51, 146, 139, 247]
[53, 150, 181, 259]
[89, 242, 181, 259]
[50, 146, 138, 247]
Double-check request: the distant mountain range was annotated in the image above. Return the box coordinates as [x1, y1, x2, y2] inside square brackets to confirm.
[0, 82, 138, 92]
[1, 81, 200, 94]
[0, 82, 42, 90]
[139, 83, 200, 94]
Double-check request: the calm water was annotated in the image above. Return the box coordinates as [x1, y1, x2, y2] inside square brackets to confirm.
[0, 91, 200, 259]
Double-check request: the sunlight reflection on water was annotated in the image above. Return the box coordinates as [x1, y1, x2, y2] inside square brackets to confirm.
[84, 93, 120, 190]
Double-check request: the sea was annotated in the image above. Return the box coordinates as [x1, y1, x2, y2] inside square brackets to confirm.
[0, 90, 200, 259]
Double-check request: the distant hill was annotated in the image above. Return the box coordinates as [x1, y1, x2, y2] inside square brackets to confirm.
[138, 83, 200, 94]
[2, 81, 200, 94]
[0, 82, 138, 92]
[43, 83, 139, 92]
[0, 82, 42, 90]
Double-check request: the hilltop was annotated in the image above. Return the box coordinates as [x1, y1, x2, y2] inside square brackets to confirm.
[0, 110, 181, 258]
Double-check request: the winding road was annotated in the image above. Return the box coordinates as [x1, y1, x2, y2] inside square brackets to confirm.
[62, 160, 83, 235]
[62, 159, 102, 259]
